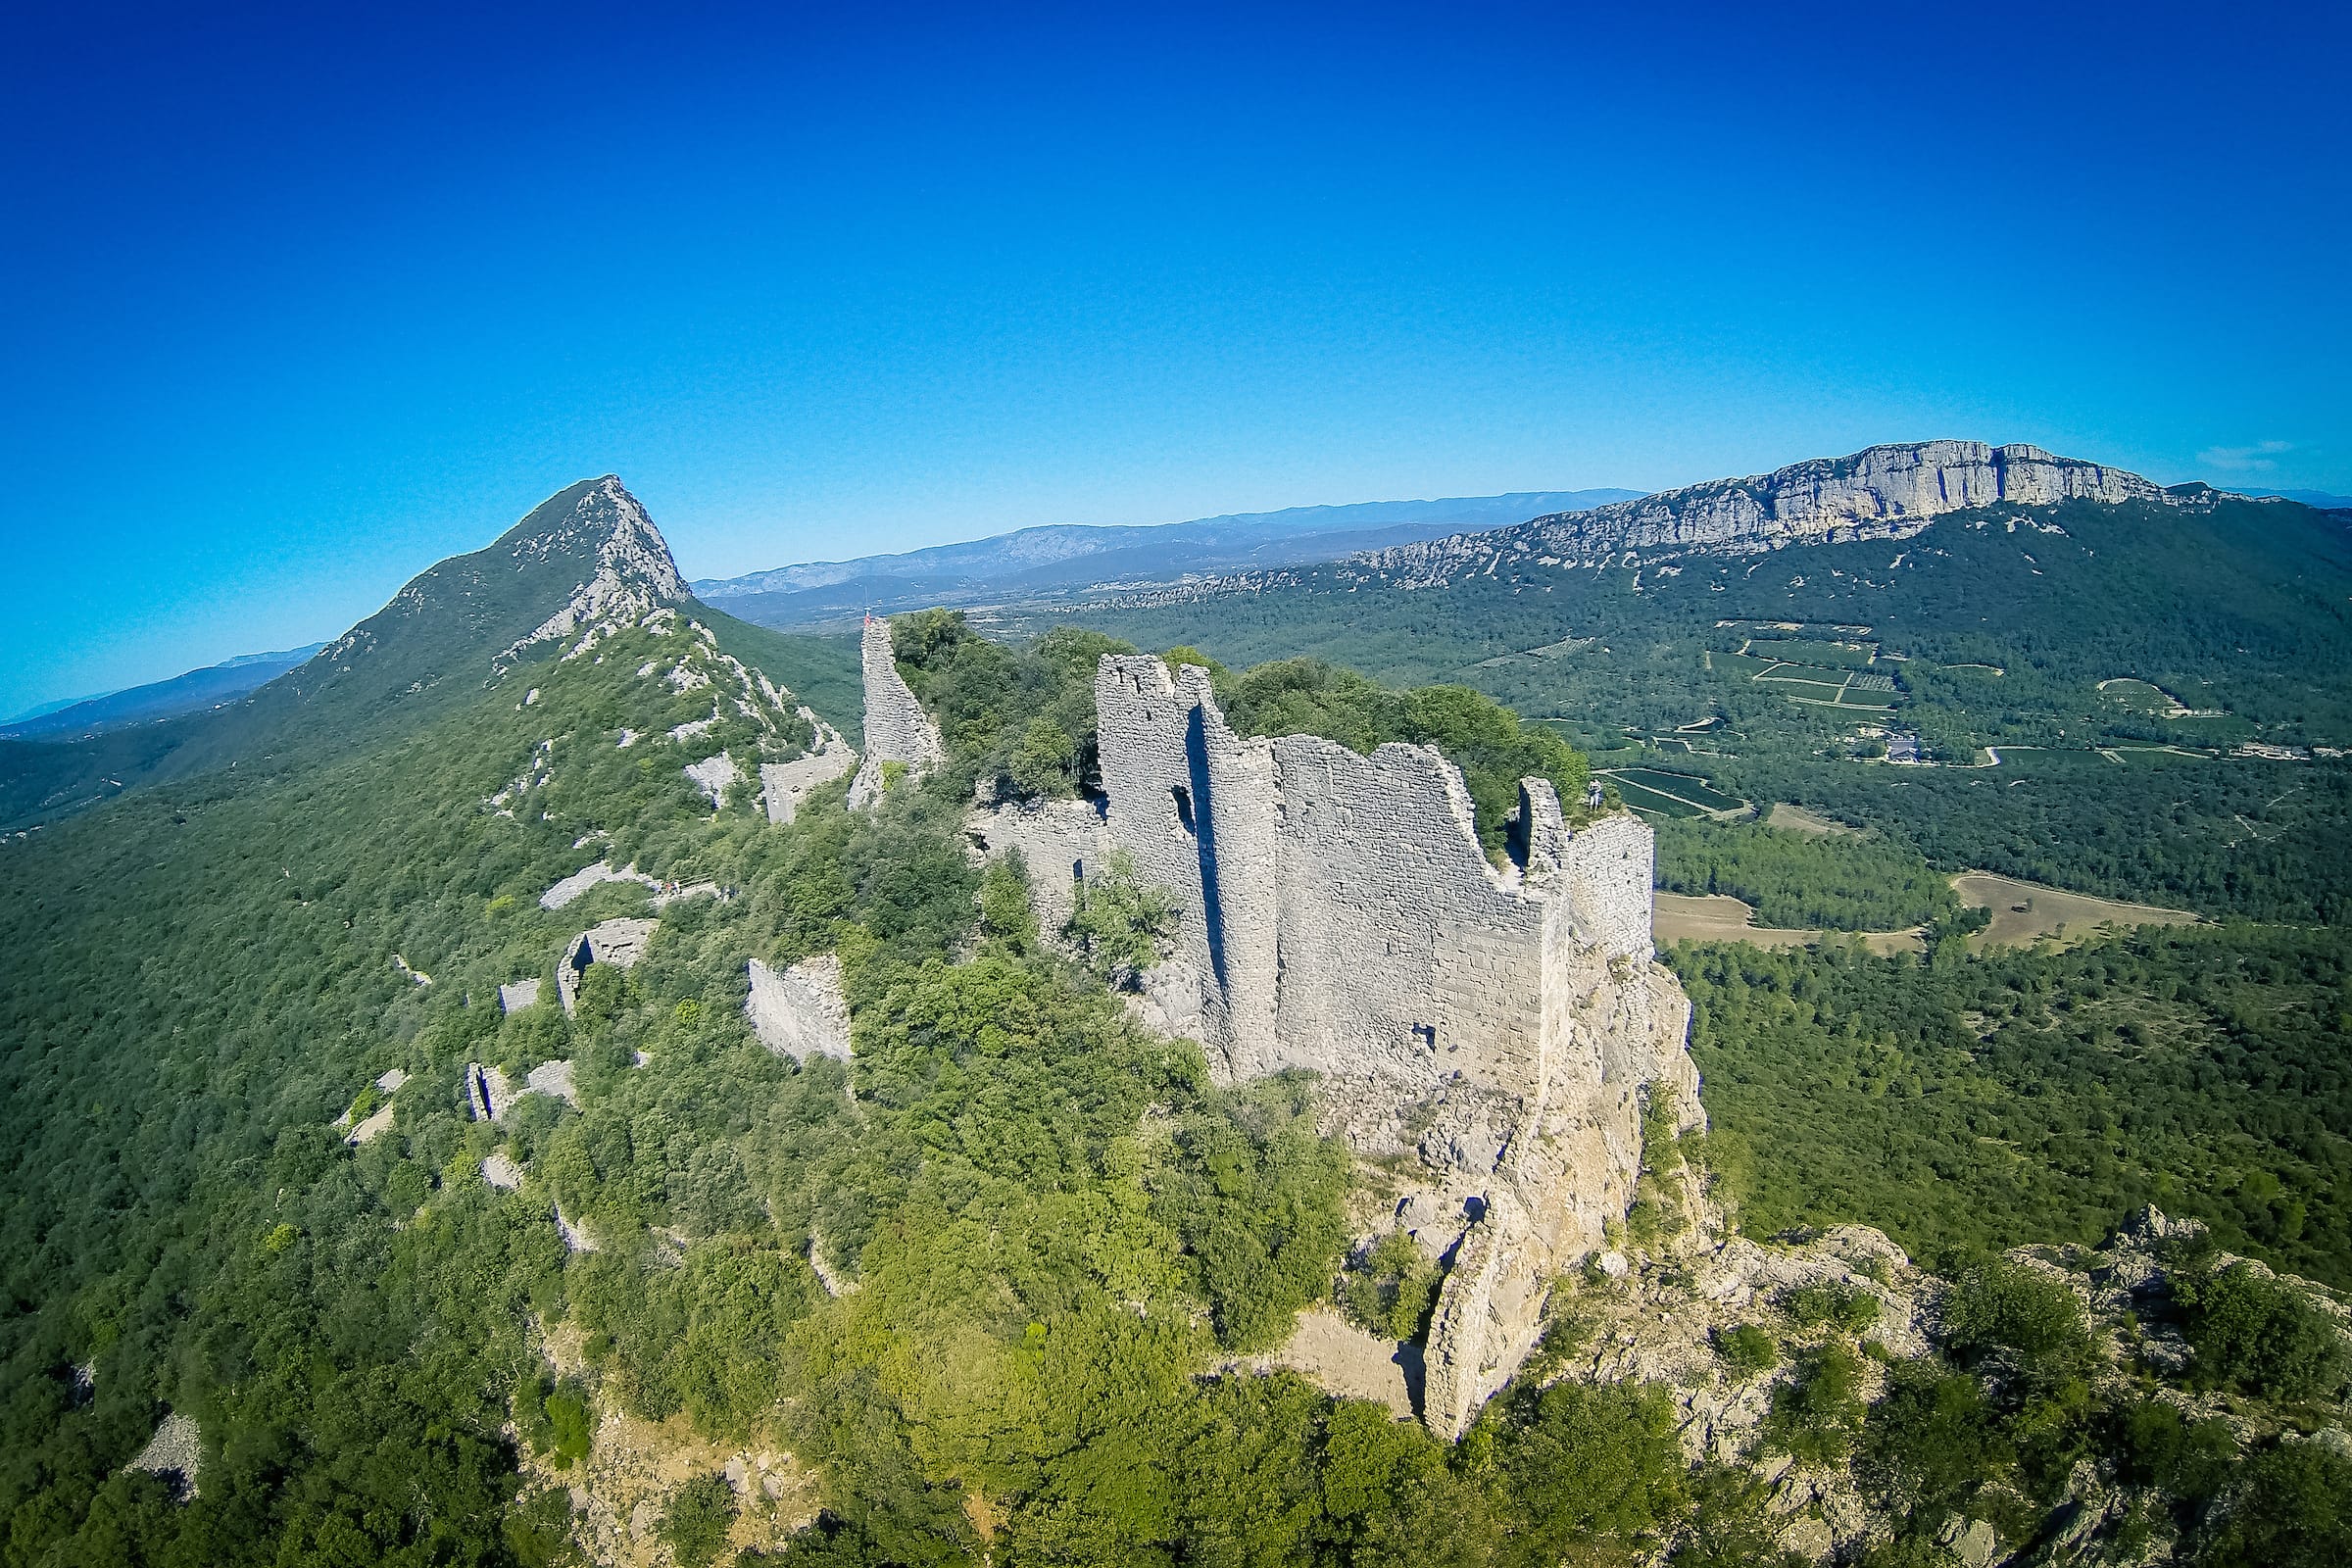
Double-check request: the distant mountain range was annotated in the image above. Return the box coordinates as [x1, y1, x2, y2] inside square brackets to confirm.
[0, 644, 327, 741]
[2236, 487, 2352, 510]
[692, 489, 1642, 629]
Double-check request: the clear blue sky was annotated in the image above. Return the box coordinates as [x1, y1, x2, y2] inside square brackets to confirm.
[4, 0, 2346, 716]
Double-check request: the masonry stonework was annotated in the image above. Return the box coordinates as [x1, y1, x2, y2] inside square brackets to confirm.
[870, 638, 1701, 1438]
[847, 617, 944, 809]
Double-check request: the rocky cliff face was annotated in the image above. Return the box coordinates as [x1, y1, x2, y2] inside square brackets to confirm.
[1103, 444, 2185, 608]
[1350, 442, 2171, 586]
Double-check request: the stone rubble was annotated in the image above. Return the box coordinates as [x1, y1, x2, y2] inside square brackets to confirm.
[124, 1411, 203, 1498]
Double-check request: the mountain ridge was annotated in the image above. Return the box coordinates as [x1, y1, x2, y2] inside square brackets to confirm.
[693, 489, 1643, 600]
[0, 475, 703, 830]
[1339, 440, 2199, 589]
[0, 644, 326, 740]
[697, 489, 1644, 630]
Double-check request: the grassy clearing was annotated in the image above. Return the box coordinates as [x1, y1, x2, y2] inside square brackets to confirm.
[1954, 871, 2201, 950]
[1767, 803, 1860, 837]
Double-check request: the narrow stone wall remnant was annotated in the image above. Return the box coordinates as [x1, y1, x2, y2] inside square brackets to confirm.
[761, 712, 858, 824]
[746, 955, 853, 1062]
[847, 616, 944, 809]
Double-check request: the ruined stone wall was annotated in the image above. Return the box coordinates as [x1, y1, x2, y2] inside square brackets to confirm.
[761, 716, 858, 824]
[967, 798, 1114, 937]
[1093, 656, 1575, 1095]
[1086, 654, 1702, 1437]
[847, 617, 944, 809]
[859, 638, 1701, 1438]
[746, 956, 852, 1062]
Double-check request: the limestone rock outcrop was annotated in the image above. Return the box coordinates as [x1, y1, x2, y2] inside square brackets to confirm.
[497, 477, 692, 663]
[1367, 441, 2169, 582]
[1124, 443, 2192, 606]
[847, 617, 944, 809]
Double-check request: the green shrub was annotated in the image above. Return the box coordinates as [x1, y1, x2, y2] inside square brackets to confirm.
[1780, 1281, 1881, 1334]
[2197, 1438, 2352, 1566]
[1713, 1323, 1779, 1380]
[2175, 1260, 2351, 1401]
[1761, 1343, 1866, 1463]
[1343, 1233, 1443, 1342]
[1940, 1259, 2093, 1374]
[661, 1473, 738, 1568]
[1488, 1381, 1688, 1564]
[1062, 849, 1173, 984]
[1858, 1360, 2014, 1515]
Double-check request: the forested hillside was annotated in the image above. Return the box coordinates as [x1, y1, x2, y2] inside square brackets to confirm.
[4, 486, 2347, 1567]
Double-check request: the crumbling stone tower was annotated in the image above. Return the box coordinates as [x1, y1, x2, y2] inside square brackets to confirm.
[847, 616, 945, 809]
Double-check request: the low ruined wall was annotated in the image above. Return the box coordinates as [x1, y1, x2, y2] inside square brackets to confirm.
[746, 956, 852, 1062]
[558, 916, 658, 1014]
[848, 618, 944, 809]
[761, 728, 858, 824]
[967, 798, 1114, 937]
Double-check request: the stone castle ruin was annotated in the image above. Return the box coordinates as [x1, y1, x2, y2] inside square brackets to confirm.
[856, 630, 1702, 1437]
[847, 616, 943, 809]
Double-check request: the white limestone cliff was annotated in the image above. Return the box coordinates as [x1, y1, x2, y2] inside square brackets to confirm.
[1117, 443, 2191, 605]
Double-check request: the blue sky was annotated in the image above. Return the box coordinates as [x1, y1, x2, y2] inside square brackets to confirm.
[3, 0, 2346, 716]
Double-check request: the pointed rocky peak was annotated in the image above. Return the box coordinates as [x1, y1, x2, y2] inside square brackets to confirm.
[497, 476, 692, 660]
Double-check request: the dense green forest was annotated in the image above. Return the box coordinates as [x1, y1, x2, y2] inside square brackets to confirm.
[1652, 819, 1959, 931]
[1675, 926, 2352, 1287]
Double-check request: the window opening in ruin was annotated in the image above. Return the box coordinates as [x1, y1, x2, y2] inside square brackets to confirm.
[1412, 1022, 1439, 1053]
[1170, 784, 1197, 834]
[1502, 804, 1531, 877]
